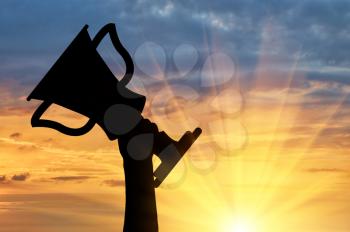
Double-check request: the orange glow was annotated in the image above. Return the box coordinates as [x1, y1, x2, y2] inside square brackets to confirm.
[1, 21, 350, 232]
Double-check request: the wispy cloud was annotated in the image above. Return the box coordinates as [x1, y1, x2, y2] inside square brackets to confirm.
[103, 179, 124, 187]
[0, 137, 115, 156]
[11, 172, 30, 181]
[9, 132, 22, 139]
[0, 193, 123, 231]
[305, 168, 347, 173]
[51, 176, 93, 182]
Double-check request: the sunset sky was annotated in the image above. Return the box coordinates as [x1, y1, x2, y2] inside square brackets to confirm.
[1, 1, 350, 231]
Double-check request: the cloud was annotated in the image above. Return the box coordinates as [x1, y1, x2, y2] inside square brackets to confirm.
[43, 138, 54, 143]
[0, 0, 349, 87]
[0, 80, 34, 116]
[103, 179, 124, 187]
[303, 88, 345, 106]
[0, 136, 117, 158]
[0, 137, 40, 151]
[9, 132, 22, 139]
[310, 126, 350, 149]
[0, 193, 124, 231]
[0, 175, 11, 185]
[0, 175, 7, 182]
[11, 173, 30, 181]
[307, 71, 350, 85]
[51, 176, 93, 181]
[0, 0, 349, 124]
[281, 124, 350, 150]
[47, 167, 107, 173]
[319, 126, 350, 136]
[301, 78, 350, 109]
[46, 167, 114, 176]
[305, 168, 347, 173]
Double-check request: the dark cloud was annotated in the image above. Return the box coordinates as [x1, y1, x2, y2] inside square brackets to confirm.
[302, 80, 350, 108]
[1, 0, 349, 133]
[305, 88, 344, 100]
[11, 172, 30, 181]
[307, 71, 350, 85]
[51, 176, 93, 181]
[0, 175, 6, 182]
[9, 132, 22, 139]
[1, 0, 349, 85]
[0, 175, 11, 185]
[0, 175, 13, 185]
[103, 179, 124, 187]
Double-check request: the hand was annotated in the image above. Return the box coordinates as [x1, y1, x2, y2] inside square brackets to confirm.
[118, 119, 159, 161]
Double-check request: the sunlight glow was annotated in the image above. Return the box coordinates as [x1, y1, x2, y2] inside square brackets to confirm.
[221, 216, 257, 232]
[1, 15, 349, 232]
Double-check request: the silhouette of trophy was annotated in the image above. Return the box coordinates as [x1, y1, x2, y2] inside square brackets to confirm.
[27, 23, 201, 231]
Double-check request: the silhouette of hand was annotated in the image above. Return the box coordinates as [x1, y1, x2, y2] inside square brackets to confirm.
[118, 119, 159, 161]
[118, 118, 160, 232]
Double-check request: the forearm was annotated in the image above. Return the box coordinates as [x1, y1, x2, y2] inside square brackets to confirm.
[121, 151, 158, 232]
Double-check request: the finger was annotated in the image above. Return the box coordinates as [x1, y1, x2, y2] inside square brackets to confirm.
[140, 119, 159, 134]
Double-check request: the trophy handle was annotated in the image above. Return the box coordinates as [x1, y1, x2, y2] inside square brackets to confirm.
[31, 101, 95, 136]
[91, 23, 134, 86]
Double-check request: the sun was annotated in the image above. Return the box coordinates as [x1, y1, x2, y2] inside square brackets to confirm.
[221, 215, 258, 232]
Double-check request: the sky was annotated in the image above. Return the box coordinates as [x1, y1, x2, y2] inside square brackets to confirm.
[1, 0, 350, 231]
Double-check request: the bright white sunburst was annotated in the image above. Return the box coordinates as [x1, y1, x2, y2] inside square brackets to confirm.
[221, 216, 258, 232]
